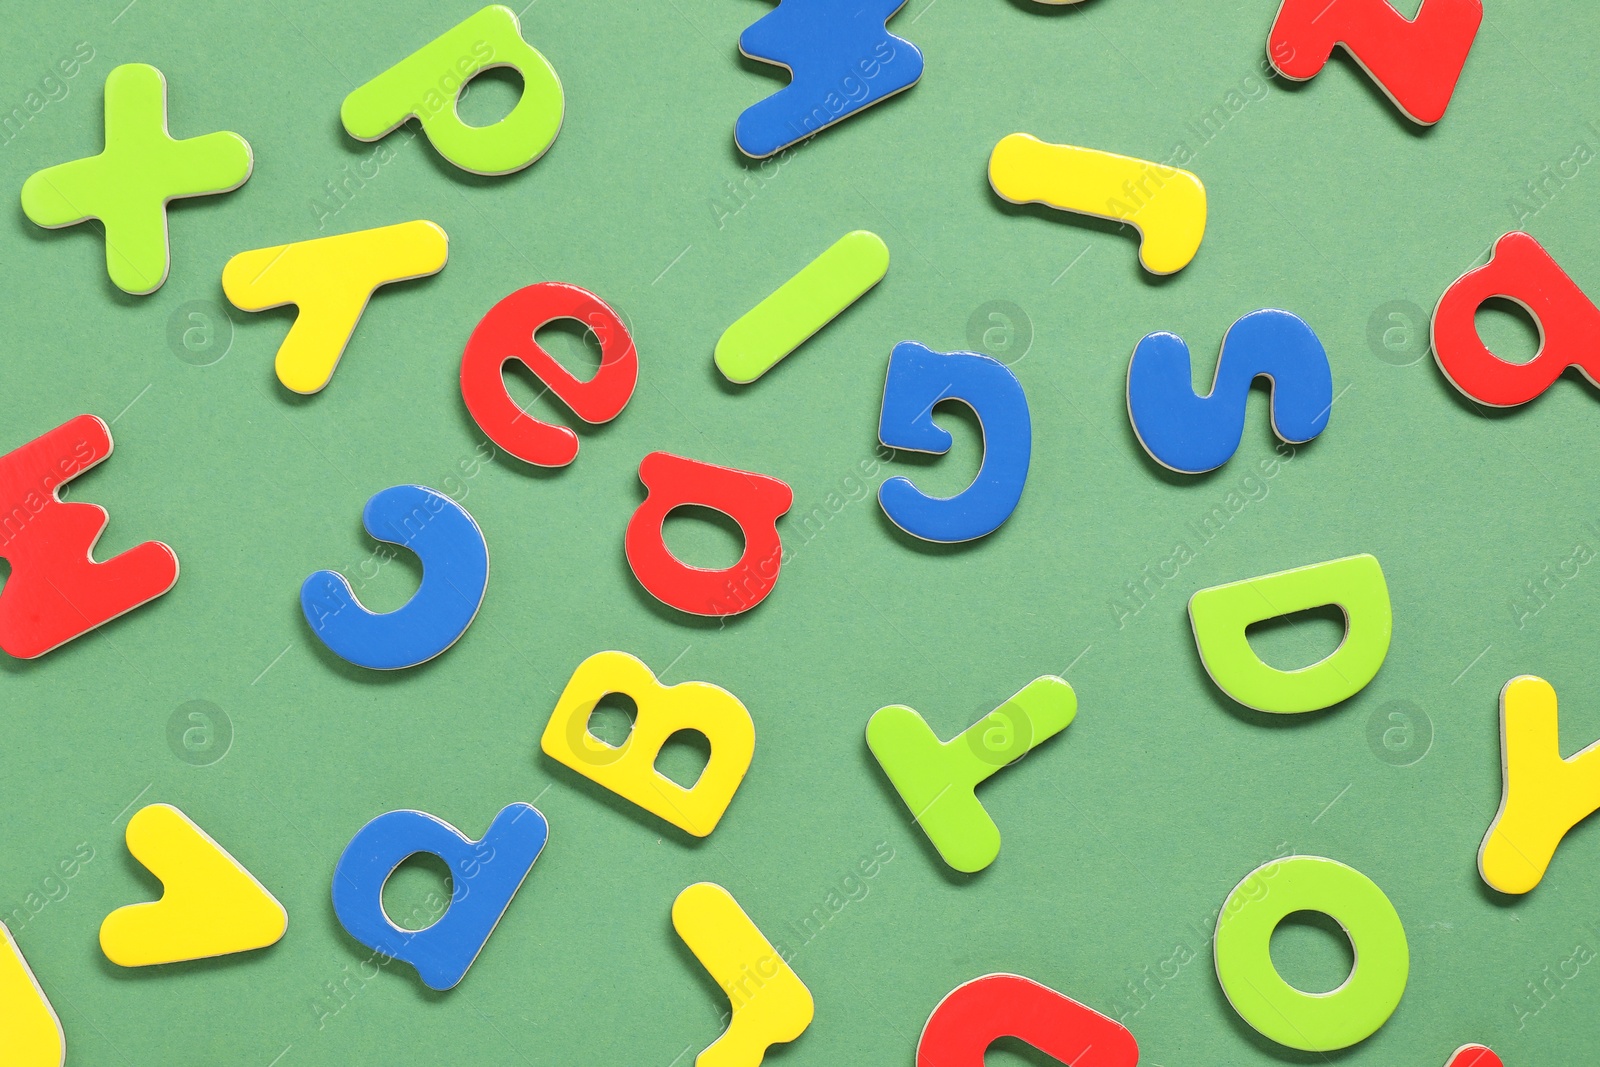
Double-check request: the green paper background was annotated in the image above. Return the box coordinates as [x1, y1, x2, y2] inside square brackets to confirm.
[0, 0, 1595, 1063]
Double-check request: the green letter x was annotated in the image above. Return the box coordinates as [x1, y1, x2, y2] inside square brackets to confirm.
[21, 63, 252, 295]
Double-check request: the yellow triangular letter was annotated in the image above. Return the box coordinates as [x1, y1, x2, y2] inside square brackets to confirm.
[100, 803, 288, 966]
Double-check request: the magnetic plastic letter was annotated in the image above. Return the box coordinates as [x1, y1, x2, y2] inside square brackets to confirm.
[223, 221, 450, 394]
[341, 5, 564, 175]
[1214, 856, 1409, 1052]
[918, 973, 1137, 1067]
[100, 804, 287, 967]
[1268, 0, 1483, 125]
[867, 677, 1075, 873]
[540, 651, 755, 837]
[878, 341, 1032, 543]
[1445, 1047, 1502, 1067]
[1479, 676, 1600, 895]
[0, 414, 179, 659]
[735, 0, 923, 159]
[715, 231, 889, 384]
[625, 453, 793, 617]
[332, 804, 547, 991]
[1128, 308, 1331, 474]
[300, 485, 489, 670]
[1432, 231, 1600, 407]
[20, 63, 252, 295]
[460, 282, 637, 466]
[1188, 554, 1390, 714]
[1, 923, 64, 1067]
[673, 882, 813, 1067]
[988, 134, 1206, 275]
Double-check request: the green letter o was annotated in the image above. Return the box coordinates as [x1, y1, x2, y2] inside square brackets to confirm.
[1214, 856, 1408, 1052]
